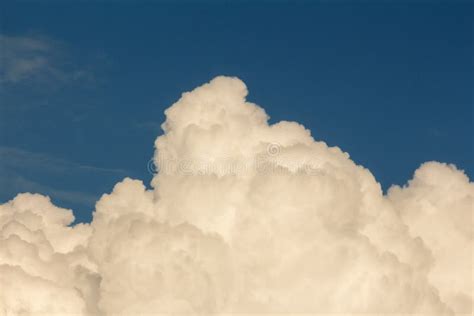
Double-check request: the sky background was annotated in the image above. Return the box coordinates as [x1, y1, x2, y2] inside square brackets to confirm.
[1, 1, 472, 223]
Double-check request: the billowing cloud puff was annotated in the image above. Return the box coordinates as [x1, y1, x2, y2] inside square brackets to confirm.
[0, 194, 98, 315]
[0, 76, 472, 315]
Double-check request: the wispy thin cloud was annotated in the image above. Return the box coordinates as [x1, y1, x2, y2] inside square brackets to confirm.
[0, 146, 127, 175]
[7, 175, 97, 207]
[0, 34, 93, 86]
[133, 120, 163, 133]
[0, 146, 128, 208]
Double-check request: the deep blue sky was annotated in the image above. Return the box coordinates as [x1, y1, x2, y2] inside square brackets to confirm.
[1, 1, 472, 223]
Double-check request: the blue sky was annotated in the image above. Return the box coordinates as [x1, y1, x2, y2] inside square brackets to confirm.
[1, 1, 472, 223]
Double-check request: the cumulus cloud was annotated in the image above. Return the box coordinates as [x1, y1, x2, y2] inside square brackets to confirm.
[0, 76, 472, 315]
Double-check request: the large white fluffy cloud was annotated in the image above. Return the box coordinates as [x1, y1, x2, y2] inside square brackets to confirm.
[1, 76, 472, 315]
